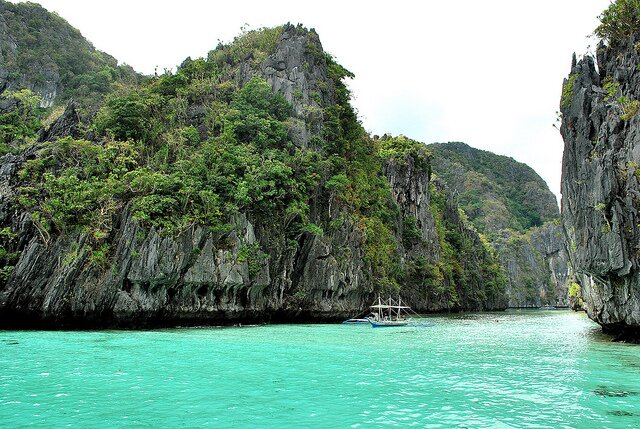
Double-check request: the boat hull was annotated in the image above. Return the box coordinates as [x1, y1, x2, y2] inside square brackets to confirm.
[368, 320, 410, 327]
[342, 319, 370, 325]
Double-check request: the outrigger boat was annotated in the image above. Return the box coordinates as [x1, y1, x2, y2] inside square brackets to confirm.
[342, 296, 431, 328]
[367, 296, 412, 327]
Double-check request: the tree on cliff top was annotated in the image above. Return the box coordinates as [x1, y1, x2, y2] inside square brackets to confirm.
[595, 0, 640, 42]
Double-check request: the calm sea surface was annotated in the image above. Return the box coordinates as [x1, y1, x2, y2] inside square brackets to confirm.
[1, 310, 639, 428]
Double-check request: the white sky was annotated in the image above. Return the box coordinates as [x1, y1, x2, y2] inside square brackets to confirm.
[12, 0, 611, 203]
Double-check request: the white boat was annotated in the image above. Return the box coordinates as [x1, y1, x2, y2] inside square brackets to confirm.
[367, 296, 412, 327]
[342, 318, 370, 325]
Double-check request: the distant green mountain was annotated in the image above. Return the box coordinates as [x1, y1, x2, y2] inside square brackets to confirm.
[427, 142, 559, 233]
[427, 142, 569, 308]
[0, 0, 139, 107]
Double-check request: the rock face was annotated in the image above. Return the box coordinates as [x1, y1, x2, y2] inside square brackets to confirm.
[494, 223, 570, 307]
[37, 101, 83, 142]
[530, 224, 571, 306]
[428, 142, 571, 308]
[261, 28, 329, 148]
[383, 152, 440, 260]
[0, 207, 371, 327]
[560, 34, 640, 339]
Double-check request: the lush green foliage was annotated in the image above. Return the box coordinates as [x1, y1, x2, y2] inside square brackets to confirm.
[0, 1, 139, 105]
[401, 216, 423, 247]
[603, 76, 621, 100]
[376, 135, 430, 172]
[20, 75, 322, 245]
[0, 226, 19, 287]
[600, 76, 640, 121]
[208, 26, 284, 68]
[595, 0, 640, 42]
[93, 89, 165, 142]
[621, 98, 640, 120]
[0, 89, 44, 150]
[427, 142, 558, 234]
[568, 282, 584, 307]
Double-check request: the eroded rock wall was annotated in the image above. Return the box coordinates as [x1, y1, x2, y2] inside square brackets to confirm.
[560, 36, 640, 338]
[495, 223, 570, 308]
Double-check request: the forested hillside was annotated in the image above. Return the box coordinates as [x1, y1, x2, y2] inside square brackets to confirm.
[0, 0, 138, 107]
[428, 142, 558, 233]
[428, 142, 571, 308]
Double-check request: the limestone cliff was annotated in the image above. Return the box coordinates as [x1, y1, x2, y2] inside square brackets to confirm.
[0, 21, 508, 328]
[493, 223, 570, 307]
[560, 31, 640, 338]
[383, 147, 507, 312]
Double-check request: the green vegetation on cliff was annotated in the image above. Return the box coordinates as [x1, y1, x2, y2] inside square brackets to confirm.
[10, 25, 406, 293]
[0, 89, 43, 150]
[427, 142, 558, 233]
[19, 74, 322, 250]
[0, 0, 139, 105]
[0, 9, 509, 314]
[419, 181, 506, 308]
[595, 0, 640, 43]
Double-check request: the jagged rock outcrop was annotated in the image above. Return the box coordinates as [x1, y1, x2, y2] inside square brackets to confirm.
[37, 101, 83, 142]
[383, 152, 439, 259]
[560, 33, 640, 339]
[262, 28, 329, 148]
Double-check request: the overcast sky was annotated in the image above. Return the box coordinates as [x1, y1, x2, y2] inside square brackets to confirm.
[13, 0, 611, 203]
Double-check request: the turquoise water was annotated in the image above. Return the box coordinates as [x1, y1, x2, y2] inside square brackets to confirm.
[1, 311, 639, 428]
